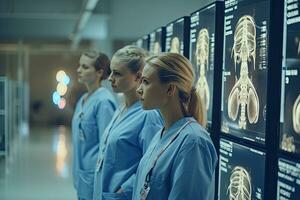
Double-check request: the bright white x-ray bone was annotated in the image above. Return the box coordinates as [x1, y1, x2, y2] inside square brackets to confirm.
[227, 15, 260, 129]
[153, 42, 161, 54]
[227, 166, 252, 200]
[281, 133, 296, 152]
[293, 95, 300, 134]
[170, 37, 180, 53]
[195, 28, 210, 110]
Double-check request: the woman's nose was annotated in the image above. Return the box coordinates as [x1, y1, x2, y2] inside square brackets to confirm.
[136, 85, 143, 95]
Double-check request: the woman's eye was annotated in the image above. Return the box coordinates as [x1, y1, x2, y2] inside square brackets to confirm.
[113, 71, 121, 76]
[142, 79, 149, 85]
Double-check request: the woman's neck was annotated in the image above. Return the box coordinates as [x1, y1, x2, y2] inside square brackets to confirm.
[124, 88, 139, 108]
[160, 100, 184, 131]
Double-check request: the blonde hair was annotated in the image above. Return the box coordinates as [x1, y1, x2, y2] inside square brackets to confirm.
[145, 52, 206, 126]
[112, 45, 148, 73]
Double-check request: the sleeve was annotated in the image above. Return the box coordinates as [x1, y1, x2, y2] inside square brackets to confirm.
[168, 139, 217, 200]
[95, 100, 116, 140]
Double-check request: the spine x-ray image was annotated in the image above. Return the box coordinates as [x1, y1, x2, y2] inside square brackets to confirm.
[221, 0, 269, 144]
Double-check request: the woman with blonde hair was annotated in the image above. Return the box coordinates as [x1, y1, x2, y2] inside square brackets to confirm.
[134, 52, 217, 200]
[93, 45, 163, 200]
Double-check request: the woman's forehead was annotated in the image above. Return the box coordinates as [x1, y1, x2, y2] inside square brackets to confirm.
[143, 64, 157, 78]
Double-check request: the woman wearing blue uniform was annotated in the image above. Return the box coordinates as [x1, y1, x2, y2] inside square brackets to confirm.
[93, 46, 163, 200]
[72, 50, 117, 200]
[134, 52, 218, 200]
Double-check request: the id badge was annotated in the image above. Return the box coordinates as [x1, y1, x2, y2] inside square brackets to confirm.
[140, 182, 150, 200]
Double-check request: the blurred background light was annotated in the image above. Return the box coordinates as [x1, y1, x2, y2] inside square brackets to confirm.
[58, 98, 66, 109]
[57, 82, 68, 96]
[56, 70, 66, 82]
[52, 91, 61, 105]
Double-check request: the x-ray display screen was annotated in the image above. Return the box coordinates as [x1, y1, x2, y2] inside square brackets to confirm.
[190, 4, 216, 128]
[0, 80, 4, 110]
[0, 115, 5, 151]
[149, 27, 165, 54]
[218, 138, 266, 200]
[165, 17, 188, 57]
[277, 158, 300, 200]
[221, 0, 270, 144]
[136, 35, 149, 51]
[280, 0, 300, 154]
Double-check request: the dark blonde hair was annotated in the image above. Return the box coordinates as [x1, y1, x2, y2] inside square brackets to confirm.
[145, 52, 206, 126]
[83, 50, 111, 80]
[112, 45, 148, 73]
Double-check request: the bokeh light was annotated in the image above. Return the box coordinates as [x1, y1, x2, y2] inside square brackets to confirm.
[58, 98, 66, 109]
[56, 70, 66, 82]
[57, 82, 68, 96]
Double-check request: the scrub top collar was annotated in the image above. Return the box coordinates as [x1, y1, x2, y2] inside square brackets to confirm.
[160, 116, 196, 143]
[81, 87, 104, 107]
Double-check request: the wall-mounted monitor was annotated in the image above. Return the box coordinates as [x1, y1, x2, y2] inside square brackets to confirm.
[165, 17, 190, 57]
[277, 158, 300, 200]
[280, 0, 300, 154]
[149, 27, 166, 54]
[218, 138, 266, 200]
[136, 35, 149, 51]
[190, 3, 218, 129]
[221, 0, 270, 144]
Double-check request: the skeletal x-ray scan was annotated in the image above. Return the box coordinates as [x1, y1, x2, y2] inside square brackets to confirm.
[165, 17, 189, 56]
[136, 35, 149, 51]
[221, 0, 270, 144]
[149, 27, 165, 54]
[280, 0, 300, 154]
[190, 4, 217, 128]
[218, 139, 265, 200]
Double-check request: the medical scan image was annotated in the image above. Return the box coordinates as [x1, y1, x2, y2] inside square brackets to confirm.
[228, 166, 252, 200]
[190, 4, 217, 128]
[218, 139, 265, 200]
[170, 37, 180, 53]
[227, 15, 259, 130]
[293, 95, 300, 134]
[153, 42, 162, 54]
[195, 28, 210, 111]
[221, 0, 269, 144]
[280, 0, 300, 154]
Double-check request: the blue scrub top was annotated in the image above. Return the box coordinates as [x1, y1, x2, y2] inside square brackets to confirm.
[133, 117, 218, 200]
[72, 87, 117, 199]
[93, 101, 163, 200]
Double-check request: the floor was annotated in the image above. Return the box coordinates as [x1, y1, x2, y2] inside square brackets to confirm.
[0, 126, 76, 200]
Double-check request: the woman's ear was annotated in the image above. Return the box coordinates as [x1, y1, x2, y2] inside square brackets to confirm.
[167, 84, 177, 96]
[97, 69, 104, 80]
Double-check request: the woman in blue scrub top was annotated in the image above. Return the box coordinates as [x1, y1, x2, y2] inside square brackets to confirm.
[93, 46, 163, 200]
[72, 50, 117, 200]
[134, 52, 218, 200]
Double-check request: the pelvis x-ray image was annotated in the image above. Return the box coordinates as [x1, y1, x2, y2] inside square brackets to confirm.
[195, 28, 210, 110]
[293, 95, 300, 134]
[228, 166, 252, 200]
[170, 37, 180, 53]
[228, 15, 259, 129]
